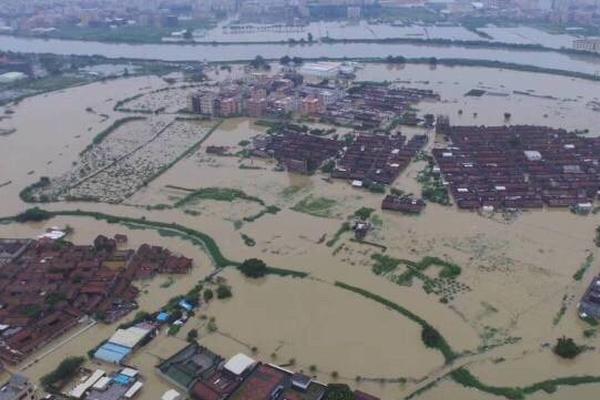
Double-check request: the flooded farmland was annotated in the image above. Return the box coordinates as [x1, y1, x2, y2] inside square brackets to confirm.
[1, 63, 600, 399]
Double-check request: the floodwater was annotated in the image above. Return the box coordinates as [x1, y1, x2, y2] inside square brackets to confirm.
[196, 20, 579, 50]
[1, 65, 600, 399]
[356, 63, 600, 132]
[193, 20, 485, 43]
[2, 34, 600, 75]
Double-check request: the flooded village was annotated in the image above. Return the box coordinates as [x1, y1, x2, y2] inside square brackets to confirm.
[1, 53, 600, 400]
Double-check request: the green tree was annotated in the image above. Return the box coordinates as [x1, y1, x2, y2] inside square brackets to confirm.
[421, 325, 443, 349]
[239, 258, 267, 278]
[280, 55, 292, 65]
[41, 356, 85, 392]
[324, 384, 356, 400]
[15, 207, 52, 223]
[187, 328, 198, 343]
[553, 336, 583, 359]
[203, 288, 214, 302]
[354, 207, 374, 220]
[216, 285, 232, 299]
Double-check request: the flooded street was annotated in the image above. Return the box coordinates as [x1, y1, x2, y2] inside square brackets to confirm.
[1, 63, 600, 399]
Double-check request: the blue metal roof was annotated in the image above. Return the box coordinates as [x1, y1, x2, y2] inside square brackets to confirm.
[156, 312, 170, 322]
[94, 342, 132, 364]
[113, 374, 133, 386]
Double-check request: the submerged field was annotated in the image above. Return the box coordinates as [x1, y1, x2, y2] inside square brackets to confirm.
[1, 64, 600, 399]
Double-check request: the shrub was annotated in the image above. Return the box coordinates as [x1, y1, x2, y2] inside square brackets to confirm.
[421, 326, 443, 349]
[324, 384, 355, 400]
[15, 207, 52, 222]
[553, 336, 582, 359]
[187, 329, 198, 343]
[203, 289, 214, 302]
[41, 356, 85, 392]
[239, 258, 267, 278]
[354, 207, 375, 220]
[216, 285, 232, 299]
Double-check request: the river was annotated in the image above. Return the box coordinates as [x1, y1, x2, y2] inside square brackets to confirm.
[1, 34, 600, 75]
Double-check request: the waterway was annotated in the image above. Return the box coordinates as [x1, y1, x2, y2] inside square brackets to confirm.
[1, 34, 600, 76]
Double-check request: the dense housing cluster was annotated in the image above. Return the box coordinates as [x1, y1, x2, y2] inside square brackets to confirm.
[322, 84, 439, 129]
[332, 134, 428, 185]
[433, 125, 600, 210]
[253, 128, 341, 174]
[189, 70, 438, 130]
[0, 236, 191, 364]
[158, 343, 379, 400]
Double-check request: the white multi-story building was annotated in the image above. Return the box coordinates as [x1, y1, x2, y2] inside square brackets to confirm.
[573, 38, 600, 53]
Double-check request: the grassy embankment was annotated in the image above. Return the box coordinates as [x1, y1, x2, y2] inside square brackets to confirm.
[166, 185, 282, 223]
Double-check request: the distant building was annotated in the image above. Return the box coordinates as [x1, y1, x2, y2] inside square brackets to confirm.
[347, 5, 362, 18]
[301, 96, 323, 115]
[247, 96, 267, 117]
[299, 62, 342, 80]
[218, 96, 242, 117]
[573, 38, 600, 53]
[0, 375, 36, 400]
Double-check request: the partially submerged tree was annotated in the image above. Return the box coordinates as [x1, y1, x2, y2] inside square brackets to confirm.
[239, 258, 267, 278]
[553, 336, 583, 359]
[324, 384, 355, 400]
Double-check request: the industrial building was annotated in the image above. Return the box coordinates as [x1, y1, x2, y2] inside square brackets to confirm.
[94, 324, 155, 364]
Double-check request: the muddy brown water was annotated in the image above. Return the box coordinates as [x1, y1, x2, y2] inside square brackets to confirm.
[1, 65, 600, 399]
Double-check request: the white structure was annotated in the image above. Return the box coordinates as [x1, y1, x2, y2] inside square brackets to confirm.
[0, 72, 26, 83]
[299, 62, 341, 79]
[124, 381, 144, 399]
[523, 150, 542, 161]
[92, 377, 111, 391]
[224, 353, 256, 376]
[161, 389, 182, 400]
[109, 326, 152, 349]
[68, 369, 105, 399]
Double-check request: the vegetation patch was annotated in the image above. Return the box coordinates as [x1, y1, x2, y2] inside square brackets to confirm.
[326, 222, 351, 247]
[573, 253, 594, 281]
[291, 195, 337, 218]
[450, 367, 600, 400]
[15, 207, 52, 222]
[41, 356, 85, 393]
[243, 205, 281, 223]
[371, 254, 467, 300]
[553, 294, 568, 326]
[174, 187, 265, 208]
[553, 336, 583, 359]
[416, 154, 450, 206]
[241, 233, 256, 247]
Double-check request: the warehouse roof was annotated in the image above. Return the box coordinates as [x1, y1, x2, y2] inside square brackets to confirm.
[109, 326, 151, 349]
[224, 353, 256, 376]
[94, 342, 132, 364]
